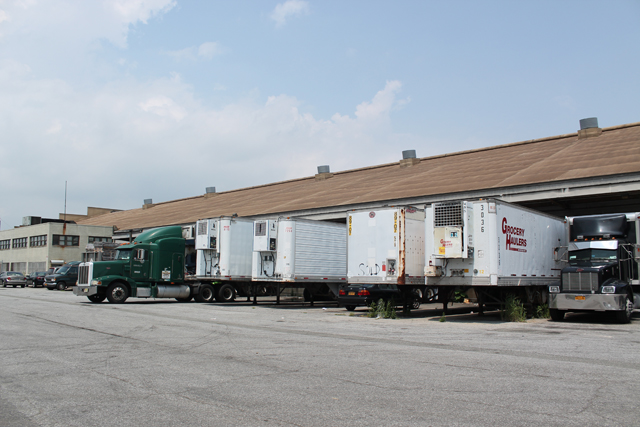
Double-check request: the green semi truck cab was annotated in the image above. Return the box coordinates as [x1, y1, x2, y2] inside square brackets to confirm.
[73, 226, 206, 303]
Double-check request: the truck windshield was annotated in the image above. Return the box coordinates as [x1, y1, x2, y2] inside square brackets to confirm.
[115, 250, 132, 260]
[569, 249, 617, 265]
[56, 266, 69, 274]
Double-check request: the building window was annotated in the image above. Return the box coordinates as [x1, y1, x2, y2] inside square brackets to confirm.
[12, 237, 28, 248]
[88, 236, 112, 243]
[0, 240, 10, 250]
[52, 234, 79, 246]
[30, 235, 48, 247]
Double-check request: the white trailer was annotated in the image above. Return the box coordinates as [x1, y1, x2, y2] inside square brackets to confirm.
[195, 217, 254, 301]
[425, 199, 566, 312]
[347, 206, 425, 286]
[252, 218, 346, 301]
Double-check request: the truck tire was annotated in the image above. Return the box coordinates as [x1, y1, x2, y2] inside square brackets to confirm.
[195, 284, 214, 303]
[88, 294, 106, 303]
[549, 309, 565, 321]
[615, 294, 633, 324]
[216, 284, 236, 302]
[57, 282, 67, 291]
[106, 282, 129, 304]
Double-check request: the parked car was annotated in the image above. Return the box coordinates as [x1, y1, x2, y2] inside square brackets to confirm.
[337, 283, 420, 311]
[1, 272, 27, 288]
[26, 271, 48, 287]
[45, 262, 81, 290]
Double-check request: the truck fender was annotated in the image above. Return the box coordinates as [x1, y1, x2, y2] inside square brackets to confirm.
[93, 275, 136, 293]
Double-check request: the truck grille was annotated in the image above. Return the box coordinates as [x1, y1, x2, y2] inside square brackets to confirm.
[562, 272, 598, 292]
[434, 202, 463, 227]
[78, 264, 92, 286]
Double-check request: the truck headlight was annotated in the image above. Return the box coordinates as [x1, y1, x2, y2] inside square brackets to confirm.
[549, 286, 560, 293]
[601, 286, 615, 294]
[91, 279, 102, 286]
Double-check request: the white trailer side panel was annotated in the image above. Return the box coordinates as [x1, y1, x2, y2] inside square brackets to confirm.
[219, 218, 253, 278]
[348, 207, 425, 285]
[196, 217, 253, 280]
[426, 200, 565, 287]
[275, 219, 346, 282]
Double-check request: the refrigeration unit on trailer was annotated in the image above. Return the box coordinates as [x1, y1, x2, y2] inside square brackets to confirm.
[424, 199, 566, 311]
[252, 218, 347, 300]
[195, 217, 254, 301]
[345, 207, 429, 307]
[548, 213, 640, 323]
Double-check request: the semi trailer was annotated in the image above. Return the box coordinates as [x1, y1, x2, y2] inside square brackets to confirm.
[424, 199, 567, 313]
[345, 206, 431, 309]
[252, 218, 346, 301]
[548, 213, 640, 323]
[195, 217, 254, 302]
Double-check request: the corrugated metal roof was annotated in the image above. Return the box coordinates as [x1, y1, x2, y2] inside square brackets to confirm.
[79, 122, 640, 231]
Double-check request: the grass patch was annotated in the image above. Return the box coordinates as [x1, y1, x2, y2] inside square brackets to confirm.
[439, 312, 446, 322]
[502, 294, 527, 322]
[368, 299, 397, 319]
[534, 303, 550, 319]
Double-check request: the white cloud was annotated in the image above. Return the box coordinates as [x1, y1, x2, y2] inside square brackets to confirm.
[0, 0, 176, 49]
[139, 96, 187, 121]
[109, 0, 177, 24]
[198, 42, 223, 59]
[270, 0, 310, 28]
[165, 42, 224, 61]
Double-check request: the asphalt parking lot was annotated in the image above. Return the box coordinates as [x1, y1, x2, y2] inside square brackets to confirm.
[2, 287, 639, 427]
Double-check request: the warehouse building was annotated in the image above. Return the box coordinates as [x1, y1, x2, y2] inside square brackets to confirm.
[76, 119, 640, 239]
[0, 209, 118, 274]
[0, 222, 114, 274]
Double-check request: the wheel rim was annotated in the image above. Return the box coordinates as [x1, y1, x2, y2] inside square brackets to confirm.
[111, 286, 126, 302]
[201, 287, 213, 301]
[222, 287, 233, 300]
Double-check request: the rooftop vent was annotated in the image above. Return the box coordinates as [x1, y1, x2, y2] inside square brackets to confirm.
[315, 165, 333, 181]
[402, 150, 416, 159]
[578, 117, 602, 139]
[204, 186, 218, 198]
[400, 149, 420, 168]
[143, 199, 154, 209]
[579, 117, 598, 130]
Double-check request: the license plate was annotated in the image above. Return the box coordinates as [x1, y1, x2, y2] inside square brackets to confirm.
[83, 288, 88, 293]
[348, 292, 355, 296]
[575, 295, 585, 301]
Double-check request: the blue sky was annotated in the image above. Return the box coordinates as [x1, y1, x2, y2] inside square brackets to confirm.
[1, 0, 638, 230]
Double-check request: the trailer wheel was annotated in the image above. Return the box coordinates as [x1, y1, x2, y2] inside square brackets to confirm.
[615, 294, 633, 324]
[88, 294, 106, 303]
[216, 284, 236, 302]
[549, 309, 565, 321]
[345, 305, 356, 311]
[106, 282, 129, 304]
[195, 284, 214, 303]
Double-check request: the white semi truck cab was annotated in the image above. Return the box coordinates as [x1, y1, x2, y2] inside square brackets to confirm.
[548, 213, 640, 323]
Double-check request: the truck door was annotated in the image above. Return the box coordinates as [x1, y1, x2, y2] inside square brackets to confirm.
[131, 248, 150, 281]
[172, 253, 184, 282]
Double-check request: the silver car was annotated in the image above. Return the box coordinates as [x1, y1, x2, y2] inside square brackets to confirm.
[0, 272, 27, 288]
